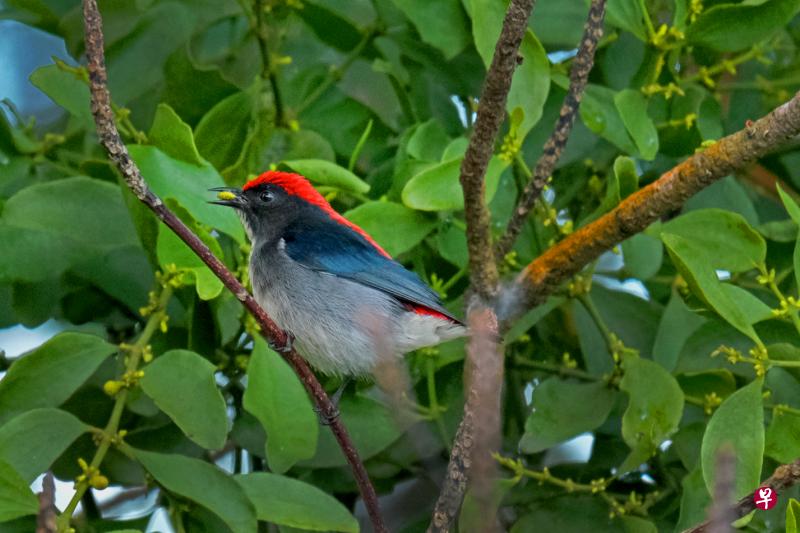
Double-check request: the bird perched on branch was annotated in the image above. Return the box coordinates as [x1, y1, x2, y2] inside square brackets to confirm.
[211, 171, 466, 378]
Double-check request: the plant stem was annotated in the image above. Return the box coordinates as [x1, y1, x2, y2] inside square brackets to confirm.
[426, 357, 450, 448]
[513, 356, 598, 381]
[57, 286, 172, 532]
[253, 0, 284, 125]
[577, 293, 615, 355]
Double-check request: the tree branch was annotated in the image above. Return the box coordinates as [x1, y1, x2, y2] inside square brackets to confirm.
[499, 91, 800, 326]
[81, 2, 386, 531]
[683, 458, 800, 533]
[36, 472, 57, 533]
[459, 0, 535, 299]
[495, 0, 607, 260]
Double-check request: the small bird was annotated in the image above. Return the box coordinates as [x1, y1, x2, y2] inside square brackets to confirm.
[211, 171, 466, 378]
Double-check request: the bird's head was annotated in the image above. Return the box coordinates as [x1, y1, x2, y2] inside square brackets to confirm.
[210, 171, 387, 255]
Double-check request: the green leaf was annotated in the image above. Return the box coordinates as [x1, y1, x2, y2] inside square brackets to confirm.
[0, 409, 88, 483]
[0, 333, 116, 424]
[721, 285, 773, 325]
[661, 209, 766, 272]
[392, 0, 470, 59]
[653, 291, 706, 371]
[235, 472, 358, 532]
[296, 1, 365, 52]
[280, 159, 370, 194]
[701, 378, 764, 499]
[662, 233, 761, 343]
[132, 449, 257, 533]
[0, 225, 76, 282]
[0, 460, 38, 522]
[621, 233, 662, 280]
[776, 185, 800, 289]
[128, 145, 244, 243]
[140, 350, 228, 450]
[519, 380, 616, 453]
[402, 156, 507, 211]
[788, 498, 800, 533]
[243, 339, 318, 474]
[675, 468, 712, 532]
[614, 89, 658, 160]
[606, 0, 649, 40]
[1, 176, 139, 254]
[469, 0, 550, 136]
[148, 103, 205, 166]
[686, 0, 800, 52]
[580, 85, 638, 154]
[303, 394, 406, 468]
[765, 409, 800, 463]
[406, 119, 450, 161]
[344, 201, 437, 256]
[194, 88, 257, 172]
[156, 201, 225, 300]
[619, 356, 684, 471]
[29, 64, 91, 122]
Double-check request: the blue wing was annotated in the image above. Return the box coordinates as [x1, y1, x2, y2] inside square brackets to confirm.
[283, 219, 461, 323]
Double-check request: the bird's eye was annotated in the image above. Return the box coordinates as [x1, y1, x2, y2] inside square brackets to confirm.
[259, 191, 274, 203]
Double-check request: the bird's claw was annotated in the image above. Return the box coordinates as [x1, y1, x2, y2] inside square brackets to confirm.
[315, 405, 341, 426]
[268, 332, 294, 353]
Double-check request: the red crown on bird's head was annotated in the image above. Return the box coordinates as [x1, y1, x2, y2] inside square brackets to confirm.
[243, 170, 391, 258]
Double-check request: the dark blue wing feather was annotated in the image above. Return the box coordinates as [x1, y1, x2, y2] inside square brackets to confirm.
[283, 219, 461, 323]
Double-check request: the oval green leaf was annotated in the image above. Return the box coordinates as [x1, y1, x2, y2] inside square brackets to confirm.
[280, 159, 370, 194]
[344, 201, 437, 256]
[614, 89, 658, 160]
[0, 460, 38, 522]
[402, 156, 507, 211]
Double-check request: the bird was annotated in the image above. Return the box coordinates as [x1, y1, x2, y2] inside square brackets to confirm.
[210, 171, 466, 380]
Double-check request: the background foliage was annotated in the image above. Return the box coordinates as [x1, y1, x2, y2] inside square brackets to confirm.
[2, 0, 800, 531]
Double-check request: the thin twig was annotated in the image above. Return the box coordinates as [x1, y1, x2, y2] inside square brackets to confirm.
[683, 458, 800, 533]
[36, 472, 57, 533]
[499, 91, 800, 326]
[253, 0, 284, 124]
[81, 2, 387, 531]
[459, 0, 535, 299]
[495, 0, 607, 260]
[706, 446, 736, 533]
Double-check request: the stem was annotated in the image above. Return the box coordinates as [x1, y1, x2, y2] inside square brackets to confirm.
[513, 356, 598, 381]
[253, 0, 284, 124]
[57, 286, 172, 532]
[764, 277, 800, 336]
[577, 293, 615, 354]
[296, 30, 374, 116]
[682, 46, 762, 85]
[348, 119, 373, 172]
[426, 357, 450, 448]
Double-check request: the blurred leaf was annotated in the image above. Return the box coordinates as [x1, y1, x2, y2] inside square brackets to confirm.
[758, 219, 797, 242]
[243, 339, 318, 474]
[402, 156, 507, 211]
[621, 233, 662, 280]
[129, 145, 244, 243]
[141, 349, 228, 450]
[0, 333, 116, 424]
[661, 209, 766, 272]
[132, 449, 257, 533]
[619, 356, 684, 471]
[662, 233, 760, 343]
[701, 378, 764, 499]
[580, 85, 637, 154]
[148, 103, 205, 166]
[614, 89, 658, 160]
[653, 292, 706, 371]
[29, 63, 92, 123]
[765, 409, 800, 463]
[606, 0, 649, 40]
[344, 201, 437, 256]
[686, 0, 800, 52]
[520, 380, 616, 453]
[777, 185, 800, 289]
[406, 119, 450, 161]
[280, 159, 370, 194]
[0, 408, 87, 483]
[194, 88, 256, 171]
[235, 472, 358, 532]
[684, 177, 759, 226]
[0, 460, 37, 522]
[392, 0, 470, 59]
[789, 498, 800, 533]
[296, 1, 365, 52]
[0, 224, 76, 282]
[675, 468, 711, 532]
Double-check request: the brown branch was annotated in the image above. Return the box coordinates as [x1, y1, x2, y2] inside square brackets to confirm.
[428, 306, 503, 533]
[495, 0, 607, 260]
[499, 91, 800, 325]
[683, 458, 800, 533]
[81, 2, 387, 531]
[36, 472, 57, 533]
[459, 0, 535, 299]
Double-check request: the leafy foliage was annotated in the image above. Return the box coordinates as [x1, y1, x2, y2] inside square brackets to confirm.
[2, 0, 800, 531]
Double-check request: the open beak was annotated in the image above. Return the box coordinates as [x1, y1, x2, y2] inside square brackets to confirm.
[208, 187, 245, 209]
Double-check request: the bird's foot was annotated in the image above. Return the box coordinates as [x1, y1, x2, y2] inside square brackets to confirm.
[268, 332, 294, 353]
[315, 378, 351, 425]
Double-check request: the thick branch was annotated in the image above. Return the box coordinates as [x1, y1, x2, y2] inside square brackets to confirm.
[495, 0, 607, 260]
[460, 0, 535, 298]
[499, 91, 800, 325]
[81, 2, 386, 531]
[683, 458, 800, 533]
[428, 306, 503, 533]
[36, 472, 57, 533]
